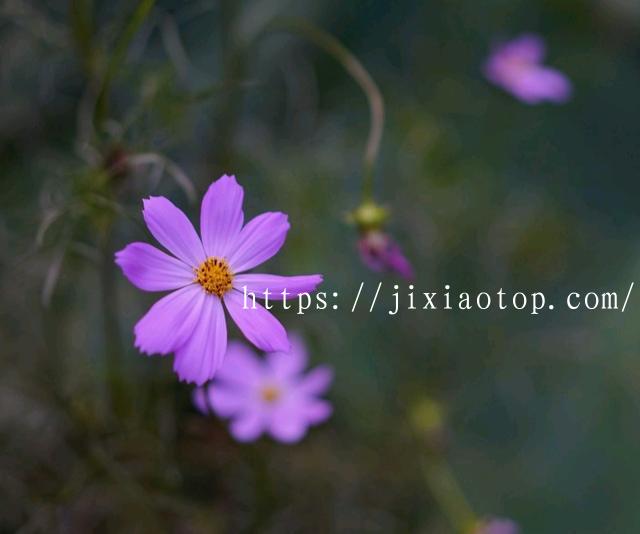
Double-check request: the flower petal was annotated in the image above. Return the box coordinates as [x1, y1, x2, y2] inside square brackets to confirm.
[115, 242, 195, 291]
[297, 365, 334, 396]
[215, 341, 264, 387]
[227, 212, 290, 273]
[229, 410, 266, 442]
[514, 66, 572, 104]
[200, 174, 244, 257]
[142, 196, 206, 267]
[134, 285, 205, 355]
[209, 385, 250, 417]
[266, 333, 309, 379]
[358, 231, 414, 280]
[224, 289, 290, 353]
[192, 387, 211, 415]
[300, 399, 333, 425]
[502, 33, 546, 63]
[233, 273, 323, 300]
[173, 295, 227, 385]
[269, 408, 309, 443]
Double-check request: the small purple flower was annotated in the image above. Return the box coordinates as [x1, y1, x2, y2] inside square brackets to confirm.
[475, 517, 520, 534]
[357, 230, 414, 280]
[484, 33, 572, 104]
[115, 174, 323, 385]
[193, 335, 333, 443]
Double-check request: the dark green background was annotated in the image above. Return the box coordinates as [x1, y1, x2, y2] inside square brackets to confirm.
[1, 0, 640, 532]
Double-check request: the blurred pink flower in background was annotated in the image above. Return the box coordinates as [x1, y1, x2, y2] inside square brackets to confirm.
[484, 33, 572, 104]
[193, 336, 333, 443]
[116, 174, 323, 385]
[357, 230, 414, 280]
[475, 517, 520, 534]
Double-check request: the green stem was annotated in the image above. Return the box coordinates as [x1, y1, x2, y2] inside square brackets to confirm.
[95, 0, 156, 126]
[268, 18, 385, 201]
[99, 226, 129, 418]
[206, 0, 247, 171]
[242, 444, 277, 533]
[216, 54, 247, 169]
[69, 0, 96, 79]
[421, 456, 478, 533]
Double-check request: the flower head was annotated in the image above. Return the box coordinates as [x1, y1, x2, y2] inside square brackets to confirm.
[357, 229, 414, 280]
[474, 517, 520, 534]
[484, 34, 572, 104]
[115, 174, 323, 385]
[193, 335, 333, 443]
[348, 200, 413, 280]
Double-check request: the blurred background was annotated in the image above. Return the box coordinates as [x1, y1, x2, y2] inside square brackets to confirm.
[2, 0, 640, 532]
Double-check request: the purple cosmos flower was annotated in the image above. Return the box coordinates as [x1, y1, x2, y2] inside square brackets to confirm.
[357, 230, 414, 280]
[192, 335, 333, 443]
[115, 174, 323, 385]
[475, 517, 520, 534]
[484, 33, 572, 104]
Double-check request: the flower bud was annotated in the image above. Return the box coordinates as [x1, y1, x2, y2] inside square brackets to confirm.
[348, 201, 389, 232]
[357, 230, 414, 280]
[473, 517, 520, 534]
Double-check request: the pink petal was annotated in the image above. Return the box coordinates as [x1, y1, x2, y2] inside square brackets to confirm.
[115, 242, 195, 292]
[200, 174, 244, 258]
[134, 285, 205, 355]
[227, 212, 290, 273]
[215, 341, 264, 387]
[502, 33, 546, 63]
[224, 289, 290, 353]
[229, 410, 266, 442]
[305, 399, 333, 425]
[209, 385, 250, 417]
[516, 66, 572, 104]
[173, 295, 227, 385]
[488, 62, 571, 105]
[297, 365, 334, 396]
[266, 333, 308, 379]
[269, 408, 309, 443]
[142, 196, 206, 267]
[478, 518, 520, 534]
[192, 387, 211, 415]
[299, 399, 333, 424]
[357, 232, 414, 280]
[233, 273, 323, 300]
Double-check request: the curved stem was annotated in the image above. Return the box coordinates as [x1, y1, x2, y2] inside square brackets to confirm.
[421, 456, 478, 533]
[268, 18, 385, 200]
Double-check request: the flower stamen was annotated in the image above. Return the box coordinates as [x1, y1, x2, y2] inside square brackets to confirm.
[195, 257, 233, 297]
[260, 385, 281, 404]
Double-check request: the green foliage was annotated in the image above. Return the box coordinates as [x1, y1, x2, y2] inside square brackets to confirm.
[1, 0, 640, 532]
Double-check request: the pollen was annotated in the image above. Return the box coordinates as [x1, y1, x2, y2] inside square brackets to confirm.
[260, 385, 281, 404]
[195, 257, 234, 297]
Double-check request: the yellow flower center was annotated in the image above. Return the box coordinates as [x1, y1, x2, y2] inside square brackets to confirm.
[260, 385, 281, 404]
[195, 257, 233, 297]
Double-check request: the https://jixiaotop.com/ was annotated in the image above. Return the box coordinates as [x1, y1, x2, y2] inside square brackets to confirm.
[239, 282, 635, 316]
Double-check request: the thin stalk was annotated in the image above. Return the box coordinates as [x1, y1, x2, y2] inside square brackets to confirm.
[99, 226, 129, 418]
[212, 0, 246, 170]
[69, 0, 96, 78]
[95, 0, 156, 126]
[268, 18, 385, 200]
[242, 443, 277, 533]
[421, 456, 478, 533]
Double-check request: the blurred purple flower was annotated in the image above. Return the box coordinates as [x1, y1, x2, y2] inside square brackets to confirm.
[115, 174, 323, 385]
[484, 34, 572, 104]
[193, 335, 333, 443]
[475, 517, 520, 534]
[357, 230, 414, 280]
